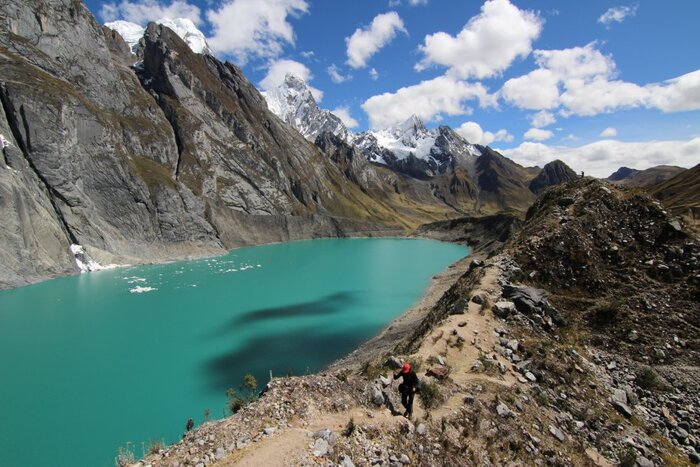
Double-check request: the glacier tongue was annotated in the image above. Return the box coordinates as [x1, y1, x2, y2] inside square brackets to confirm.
[104, 18, 210, 55]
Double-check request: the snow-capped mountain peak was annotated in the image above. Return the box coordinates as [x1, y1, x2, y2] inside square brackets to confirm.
[262, 73, 348, 142]
[104, 18, 210, 55]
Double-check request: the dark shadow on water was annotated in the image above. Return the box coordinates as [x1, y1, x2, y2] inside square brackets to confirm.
[204, 292, 361, 339]
[201, 325, 375, 392]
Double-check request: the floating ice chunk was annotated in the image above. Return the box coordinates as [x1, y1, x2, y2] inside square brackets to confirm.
[129, 286, 157, 294]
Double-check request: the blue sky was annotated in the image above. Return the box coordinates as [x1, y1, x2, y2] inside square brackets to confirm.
[92, 0, 700, 176]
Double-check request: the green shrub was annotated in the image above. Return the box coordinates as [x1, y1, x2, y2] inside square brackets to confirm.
[147, 439, 164, 455]
[619, 448, 637, 467]
[343, 417, 356, 437]
[635, 366, 664, 391]
[590, 301, 621, 326]
[419, 381, 442, 410]
[226, 374, 260, 414]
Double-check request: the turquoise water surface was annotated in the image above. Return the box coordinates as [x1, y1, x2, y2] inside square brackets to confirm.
[0, 238, 468, 467]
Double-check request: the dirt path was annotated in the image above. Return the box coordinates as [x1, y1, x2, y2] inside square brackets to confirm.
[214, 259, 518, 466]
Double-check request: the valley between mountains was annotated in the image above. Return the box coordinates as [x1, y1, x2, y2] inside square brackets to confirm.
[2, 1, 699, 466]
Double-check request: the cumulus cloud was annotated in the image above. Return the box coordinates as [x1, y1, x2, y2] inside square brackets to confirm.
[500, 42, 700, 116]
[259, 59, 323, 101]
[530, 110, 556, 128]
[600, 127, 618, 138]
[499, 138, 700, 177]
[327, 64, 351, 83]
[415, 0, 542, 79]
[331, 106, 359, 129]
[206, 0, 308, 64]
[100, 0, 202, 25]
[501, 69, 559, 109]
[456, 121, 513, 145]
[346, 12, 407, 69]
[598, 5, 637, 28]
[361, 75, 495, 129]
[369, 68, 379, 80]
[524, 128, 553, 141]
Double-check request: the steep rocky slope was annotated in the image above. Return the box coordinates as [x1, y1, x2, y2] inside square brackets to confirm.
[650, 162, 700, 220]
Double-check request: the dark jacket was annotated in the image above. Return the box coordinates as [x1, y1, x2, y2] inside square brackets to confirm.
[394, 370, 419, 392]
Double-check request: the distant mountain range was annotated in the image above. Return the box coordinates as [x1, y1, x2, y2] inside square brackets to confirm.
[606, 165, 686, 187]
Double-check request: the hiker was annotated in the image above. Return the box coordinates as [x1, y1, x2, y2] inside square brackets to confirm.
[186, 418, 194, 431]
[394, 362, 419, 418]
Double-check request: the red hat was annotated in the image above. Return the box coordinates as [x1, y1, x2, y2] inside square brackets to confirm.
[402, 363, 410, 373]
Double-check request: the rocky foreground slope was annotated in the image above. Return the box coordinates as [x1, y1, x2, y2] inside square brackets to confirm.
[134, 179, 699, 467]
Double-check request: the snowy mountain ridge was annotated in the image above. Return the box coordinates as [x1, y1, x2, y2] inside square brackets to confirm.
[261, 74, 348, 142]
[262, 74, 481, 175]
[104, 18, 210, 54]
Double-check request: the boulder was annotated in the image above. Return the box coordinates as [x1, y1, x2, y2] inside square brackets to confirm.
[493, 301, 516, 318]
[426, 366, 449, 380]
[386, 356, 403, 369]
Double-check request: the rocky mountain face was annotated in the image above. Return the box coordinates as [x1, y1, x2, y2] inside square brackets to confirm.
[607, 165, 686, 186]
[0, 0, 408, 289]
[528, 159, 578, 193]
[261, 74, 348, 142]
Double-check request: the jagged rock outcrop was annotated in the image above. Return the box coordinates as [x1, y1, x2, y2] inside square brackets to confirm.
[528, 159, 578, 193]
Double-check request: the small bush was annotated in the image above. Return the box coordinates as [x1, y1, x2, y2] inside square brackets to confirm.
[360, 361, 383, 379]
[343, 417, 356, 437]
[115, 442, 135, 467]
[407, 356, 424, 373]
[619, 448, 637, 467]
[635, 366, 664, 391]
[147, 439, 164, 455]
[590, 301, 621, 326]
[419, 381, 442, 410]
[243, 374, 258, 391]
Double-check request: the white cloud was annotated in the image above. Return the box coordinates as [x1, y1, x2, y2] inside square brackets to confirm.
[100, 0, 202, 25]
[346, 12, 407, 69]
[500, 137, 700, 177]
[501, 69, 559, 109]
[530, 110, 556, 128]
[369, 68, 379, 80]
[327, 64, 351, 84]
[524, 128, 554, 141]
[646, 69, 700, 112]
[500, 42, 700, 116]
[361, 75, 495, 129]
[300, 50, 315, 59]
[599, 127, 618, 138]
[259, 59, 323, 102]
[331, 106, 359, 129]
[409, 0, 429, 5]
[206, 0, 308, 64]
[534, 43, 615, 81]
[598, 5, 637, 28]
[455, 121, 512, 145]
[415, 0, 542, 79]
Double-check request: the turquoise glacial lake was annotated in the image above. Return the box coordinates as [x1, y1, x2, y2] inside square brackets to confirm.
[0, 238, 468, 467]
